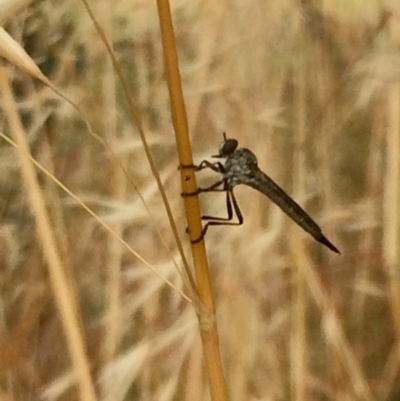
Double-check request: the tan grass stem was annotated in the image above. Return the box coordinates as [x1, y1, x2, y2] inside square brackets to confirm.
[0, 66, 97, 401]
[384, 83, 400, 344]
[156, 0, 228, 400]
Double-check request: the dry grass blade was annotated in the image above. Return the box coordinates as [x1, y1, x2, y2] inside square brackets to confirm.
[79, 0, 197, 294]
[100, 343, 150, 401]
[0, 65, 97, 401]
[0, 26, 55, 88]
[0, 21, 193, 298]
[384, 83, 400, 344]
[100, 312, 195, 401]
[0, 132, 192, 304]
[300, 250, 374, 400]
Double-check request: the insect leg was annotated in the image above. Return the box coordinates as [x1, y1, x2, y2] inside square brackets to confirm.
[179, 160, 223, 173]
[190, 190, 244, 243]
[181, 179, 225, 197]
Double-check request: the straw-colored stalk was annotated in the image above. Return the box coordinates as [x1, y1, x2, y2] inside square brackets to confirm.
[156, 1, 228, 400]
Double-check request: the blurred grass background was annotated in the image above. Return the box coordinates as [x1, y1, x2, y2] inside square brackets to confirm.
[1, 0, 400, 400]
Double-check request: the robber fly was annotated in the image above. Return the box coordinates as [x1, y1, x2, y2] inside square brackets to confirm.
[181, 133, 340, 254]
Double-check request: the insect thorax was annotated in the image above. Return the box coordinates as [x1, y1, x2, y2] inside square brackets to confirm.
[223, 148, 258, 187]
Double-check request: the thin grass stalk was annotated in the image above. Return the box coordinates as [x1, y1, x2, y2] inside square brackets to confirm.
[384, 83, 400, 345]
[102, 128, 126, 360]
[100, 5, 126, 370]
[39, 134, 73, 271]
[351, 102, 383, 335]
[79, 0, 196, 294]
[313, 39, 342, 396]
[0, 66, 97, 401]
[0, 133, 191, 303]
[155, 0, 227, 400]
[302, 257, 374, 400]
[290, 63, 308, 401]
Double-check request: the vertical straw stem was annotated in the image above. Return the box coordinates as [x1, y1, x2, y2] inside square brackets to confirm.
[155, 1, 228, 400]
[384, 84, 400, 343]
[290, 63, 307, 401]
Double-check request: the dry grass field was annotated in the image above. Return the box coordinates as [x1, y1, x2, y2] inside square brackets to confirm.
[1, 0, 400, 400]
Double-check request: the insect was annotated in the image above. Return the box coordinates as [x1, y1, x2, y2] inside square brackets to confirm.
[181, 133, 340, 254]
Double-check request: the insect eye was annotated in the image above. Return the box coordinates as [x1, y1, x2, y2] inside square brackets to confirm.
[219, 139, 238, 155]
